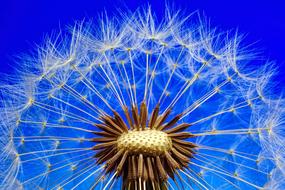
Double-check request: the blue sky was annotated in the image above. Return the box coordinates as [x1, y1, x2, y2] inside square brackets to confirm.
[0, 0, 284, 82]
[0, 1, 284, 188]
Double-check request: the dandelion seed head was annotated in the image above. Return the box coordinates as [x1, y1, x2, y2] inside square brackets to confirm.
[0, 5, 285, 190]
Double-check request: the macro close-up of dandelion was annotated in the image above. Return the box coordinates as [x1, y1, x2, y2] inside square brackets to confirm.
[0, 4, 285, 190]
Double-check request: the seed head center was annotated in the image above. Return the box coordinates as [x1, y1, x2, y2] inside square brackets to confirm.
[117, 129, 172, 156]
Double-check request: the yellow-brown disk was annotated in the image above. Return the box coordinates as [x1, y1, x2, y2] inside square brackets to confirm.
[117, 129, 172, 156]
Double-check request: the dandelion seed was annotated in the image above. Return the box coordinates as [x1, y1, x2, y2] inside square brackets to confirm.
[0, 6, 285, 190]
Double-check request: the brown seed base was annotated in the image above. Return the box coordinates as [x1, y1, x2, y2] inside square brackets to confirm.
[92, 102, 197, 189]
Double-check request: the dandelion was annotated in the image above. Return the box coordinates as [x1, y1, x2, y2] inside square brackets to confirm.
[1, 6, 285, 190]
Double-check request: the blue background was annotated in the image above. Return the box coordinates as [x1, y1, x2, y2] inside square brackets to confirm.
[0, 0, 285, 82]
